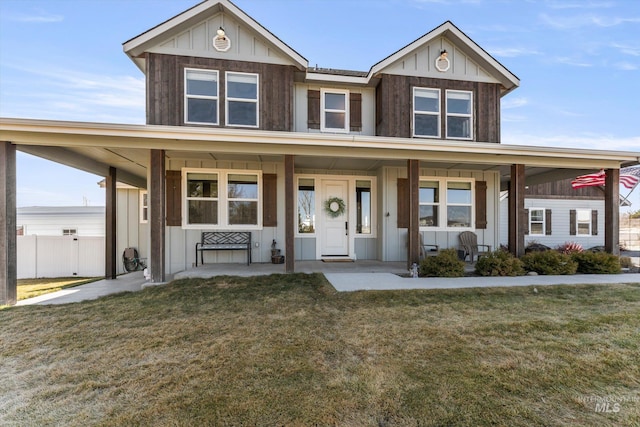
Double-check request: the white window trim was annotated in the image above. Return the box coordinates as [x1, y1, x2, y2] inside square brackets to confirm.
[225, 71, 259, 128]
[139, 190, 148, 224]
[184, 68, 219, 126]
[413, 87, 441, 138]
[445, 89, 473, 140]
[320, 88, 350, 133]
[575, 209, 592, 236]
[419, 177, 475, 231]
[528, 207, 545, 236]
[182, 168, 263, 230]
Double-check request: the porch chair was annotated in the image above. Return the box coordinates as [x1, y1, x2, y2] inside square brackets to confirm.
[458, 231, 491, 262]
[419, 233, 440, 259]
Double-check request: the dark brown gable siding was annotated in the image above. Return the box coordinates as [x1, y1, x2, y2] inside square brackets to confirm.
[147, 53, 295, 131]
[375, 74, 501, 142]
[525, 178, 604, 200]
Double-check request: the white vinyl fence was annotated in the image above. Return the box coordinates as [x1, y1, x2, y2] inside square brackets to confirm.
[17, 235, 104, 279]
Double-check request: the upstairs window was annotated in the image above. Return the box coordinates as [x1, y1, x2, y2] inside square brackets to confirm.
[226, 72, 259, 127]
[321, 89, 349, 132]
[185, 69, 219, 125]
[446, 90, 473, 139]
[413, 88, 440, 138]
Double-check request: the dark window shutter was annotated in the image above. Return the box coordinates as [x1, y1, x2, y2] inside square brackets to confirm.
[591, 210, 598, 235]
[569, 209, 577, 236]
[307, 90, 320, 129]
[475, 181, 487, 229]
[350, 93, 362, 132]
[166, 170, 181, 226]
[263, 173, 277, 227]
[524, 208, 529, 235]
[397, 178, 408, 228]
[545, 209, 552, 235]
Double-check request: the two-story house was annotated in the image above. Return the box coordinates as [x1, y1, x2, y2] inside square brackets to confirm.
[1, 0, 638, 301]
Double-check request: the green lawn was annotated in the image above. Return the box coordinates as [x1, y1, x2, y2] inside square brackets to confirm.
[17, 277, 99, 300]
[1, 273, 639, 426]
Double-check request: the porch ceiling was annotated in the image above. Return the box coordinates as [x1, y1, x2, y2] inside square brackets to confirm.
[2, 118, 638, 189]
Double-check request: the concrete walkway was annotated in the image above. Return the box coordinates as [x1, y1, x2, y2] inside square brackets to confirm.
[16, 271, 151, 306]
[16, 265, 640, 305]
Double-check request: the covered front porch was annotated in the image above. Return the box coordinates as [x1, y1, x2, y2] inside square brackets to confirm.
[1, 118, 639, 305]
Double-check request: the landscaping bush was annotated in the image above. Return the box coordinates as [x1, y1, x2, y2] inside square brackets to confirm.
[419, 248, 465, 277]
[620, 256, 634, 269]
[524, 242, 551, 253]
[520, 250, 577, 275]
[571, 251, 621, 274]
[475, 250, 525, 276]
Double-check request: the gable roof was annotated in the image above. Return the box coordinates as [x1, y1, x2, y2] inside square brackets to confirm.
[123, 0, 307, 72]
[369, 21, 520, 95]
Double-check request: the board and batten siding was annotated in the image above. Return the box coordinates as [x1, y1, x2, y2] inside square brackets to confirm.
[498, 197, 605, 249]
[116, 188, 149, 275]
[293, 84, 376, 135]
[146, 53, 296, 131]
[375, 74, 501, 142]
[163, 158, 284, 274]
[381, 166, 499, 262]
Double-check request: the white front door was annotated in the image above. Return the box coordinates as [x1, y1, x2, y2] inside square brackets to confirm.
[320, 179, 349, 256]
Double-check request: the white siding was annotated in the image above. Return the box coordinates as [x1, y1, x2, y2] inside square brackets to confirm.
[17, 207, 105, 237]
[498, 197, 605, 249]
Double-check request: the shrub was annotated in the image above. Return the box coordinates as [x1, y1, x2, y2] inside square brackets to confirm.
[556, 241, 583, 255]
[571, 251, 621, 274]
[520, 250, 577, 275]
[524, 242, 551, 254]
[620, 256, 634, 269]
[419, 249, 465, 277]
[475, 250, 525, 276]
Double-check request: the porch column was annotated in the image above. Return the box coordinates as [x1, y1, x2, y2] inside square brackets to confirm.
[604, 168, 620, 255]
[149, 149, 165, 282]
[0, 141, 17, 305]
[407, 159, 420, 267]
[105, 166, 117, 279]
[508, 164, 526, 257]
[284, 154, 294, 273]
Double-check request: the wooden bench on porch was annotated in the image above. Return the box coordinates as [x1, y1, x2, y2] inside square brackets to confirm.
[195, 231, 251, 267]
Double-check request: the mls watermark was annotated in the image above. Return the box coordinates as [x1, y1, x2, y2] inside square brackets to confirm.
[576, 394, 639, 413]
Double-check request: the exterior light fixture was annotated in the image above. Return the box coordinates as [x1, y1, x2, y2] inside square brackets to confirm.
[435, 49, 450, 72]
[213, 26, 231, 52]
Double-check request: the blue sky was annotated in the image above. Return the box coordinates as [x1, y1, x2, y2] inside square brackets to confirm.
[0, 0, 638, 209]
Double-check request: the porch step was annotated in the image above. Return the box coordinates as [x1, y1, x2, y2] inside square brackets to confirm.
[321, 256, 354, 263]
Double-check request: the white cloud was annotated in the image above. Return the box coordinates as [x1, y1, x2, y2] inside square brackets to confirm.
[7, 10, 63, 23]
[0, 63, 145, 124]
[555, 56, 593, 67]
[540, 13, 640, 29]
[613, 62, 639, 71]
[503, 132, 640, 152]
[502, 97, 528, 109]
[488, 47, 541, 58]
[546, 1, 614, 10]
[610, 43, 640, 57]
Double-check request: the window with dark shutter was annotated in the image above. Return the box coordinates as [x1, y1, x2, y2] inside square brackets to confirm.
[397, 178, 409, 228]
[263, 173, 277, 227]
[166, 170, 182, 226]
[475, 181, 487, 229]
[307, 90, 320, 129]
[350, 93, 362, 132]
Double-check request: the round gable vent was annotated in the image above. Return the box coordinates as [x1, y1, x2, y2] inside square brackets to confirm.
[213, 27, 231, 52]
[435, 50, 450, 72]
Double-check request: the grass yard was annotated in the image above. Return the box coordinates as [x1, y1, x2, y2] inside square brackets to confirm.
[1, 274, 639, 426]
[17, 277, 99, 300]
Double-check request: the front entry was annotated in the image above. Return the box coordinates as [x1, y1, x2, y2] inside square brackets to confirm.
[320, 179, 349, 256]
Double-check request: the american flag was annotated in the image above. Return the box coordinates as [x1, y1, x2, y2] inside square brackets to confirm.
[571, 168, 640, 190]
